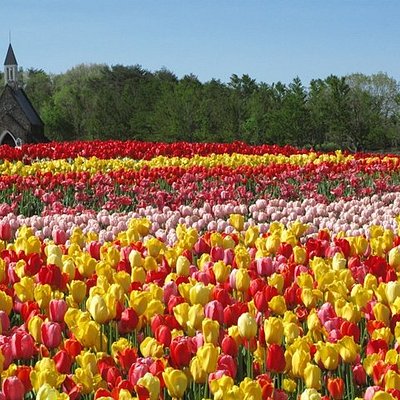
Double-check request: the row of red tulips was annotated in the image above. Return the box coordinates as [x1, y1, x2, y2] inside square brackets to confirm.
[0, 141, 307, 162]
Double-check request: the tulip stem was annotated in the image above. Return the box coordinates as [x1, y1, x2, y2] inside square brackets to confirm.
[247, 341, 252, 379]
[100, 323, 103, 352]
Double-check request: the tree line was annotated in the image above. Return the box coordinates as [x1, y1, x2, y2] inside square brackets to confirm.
[2, 65, 400, 150]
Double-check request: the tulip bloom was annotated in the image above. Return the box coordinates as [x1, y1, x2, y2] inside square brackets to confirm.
[327, 377, 344, 400]
[41, 321, 62, 349]
[238, 312, 257, 340]
[10, 331, 35, 360]
[197, 343, 219, 374]
[264, 317, 284, 344]
[2, 376, 25, 400]
[163, 367, 188, 399]
[266, 344, 286, 373]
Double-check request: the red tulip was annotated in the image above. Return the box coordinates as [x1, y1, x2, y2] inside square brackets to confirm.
[204, 300, 224, 324]
[2, 376, 25, 400]
[41, 321, 62, 349]
[49, 299, 68, 323]
[62, 375, 81, 400]
[169, 336, 194, 368]
[128, 362, 149, 386]
[64, 337, 83, 358]
[10, 331, 35, 360]
[327, 377, 344, 400]
[221, 335, 238, 358]
[52, 229, 67, 245]
[266, 344, 286, 373]
[24, 253, 43, 276]
[0, 221, 12, 241]
[218, 354, 237, 378]
[352, 364, 366, 386]
[117, 347, 138, 373]
[154, 324, 172, 347]
[118, 308, 139, 334]
[53, 349, 73, 374]
[15, 366, 32, 393]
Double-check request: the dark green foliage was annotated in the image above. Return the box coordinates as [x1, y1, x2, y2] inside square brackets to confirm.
[18, 65, 400, 150]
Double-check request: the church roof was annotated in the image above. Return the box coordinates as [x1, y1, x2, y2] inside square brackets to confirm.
[11, 87, 43, 127]
[4, 44, 17, 66]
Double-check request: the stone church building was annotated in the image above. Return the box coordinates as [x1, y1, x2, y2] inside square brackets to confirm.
[0, 44, 48, 146]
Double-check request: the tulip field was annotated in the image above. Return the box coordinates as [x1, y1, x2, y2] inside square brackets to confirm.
[2, 141, 400, 400]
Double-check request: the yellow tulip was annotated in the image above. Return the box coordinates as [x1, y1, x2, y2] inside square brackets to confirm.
[210, 375, 234, 396]
[202, 318, 220, 344]
[137, 373, 160, 400]
[14, 276, 35, 302]
[187, 304, 204, 331]
[76, 351, 98, 375]
[86, 294, 111, 324]
[235, 268, 250, 292]
[173, 302, 190, 330]
[235, 245, 251, 269]
[264, 317, 284, 344]
[385, 370, 400, 391]
[268, 273, 284, 294]
[386, 281, 400, 304]
[284, 322, 300, 344]
[131, 266, 146, 284]
[239, 377, 262, 400]
[245, 226, 259, 247]
[229, 214, 244, 231]
[30, 358, 65, 392]
[189, 282, 212, 306]
[282, 378, 297, 393]
[338, 336, 360, 363]
[145, 237, 164, 257]
[189, 356, 207, 383]
[213, 261, 231, 283]
[291, 348, 311, 378]
[73, 367, 103, 394]
[34, 283, 52, 309]
[315, 343, 339, 370]
[163, 367, 188, 399]
[293, 246, 307, 265]
[389, 247, 400, 270]
[332, 252, 346, 270]
[0, 292, 12, 315]
[300, 388, 322, 400]
[76, 252, 97, 278]
[372, 392, 396, 400]
[28, 315, 43, 343]
[197, 343, 219, 373]
[36, 383, 69, 400]
[268, 295, 287, 315]
[176, 255, 190, 276]
[144, 256, 158, 272]
[373, 302, 391, 326]
[304, 363, 322, 390]
[69, 280, 87, 304]
[237, 312, 257, 339]
[130, 291, 151, 315]
[139, 337, 164, 358]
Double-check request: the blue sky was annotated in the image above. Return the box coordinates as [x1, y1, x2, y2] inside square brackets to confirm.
[1, 0, 399, 84]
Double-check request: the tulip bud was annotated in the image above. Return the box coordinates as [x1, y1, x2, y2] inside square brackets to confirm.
[197, 343, 219, 373]
[237, 312, 257, 340]
[2, 376, 25, 400]
[327, 377, 344, 400]
[163, 367, 188, 399]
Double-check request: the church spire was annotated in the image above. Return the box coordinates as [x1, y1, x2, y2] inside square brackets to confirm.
[4, 43, 18, 86]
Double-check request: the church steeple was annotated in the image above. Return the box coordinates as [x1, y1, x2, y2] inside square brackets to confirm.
[4, 43, 18, 86]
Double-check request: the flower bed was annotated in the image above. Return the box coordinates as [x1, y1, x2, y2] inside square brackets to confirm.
[0, 141, 399, 400]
